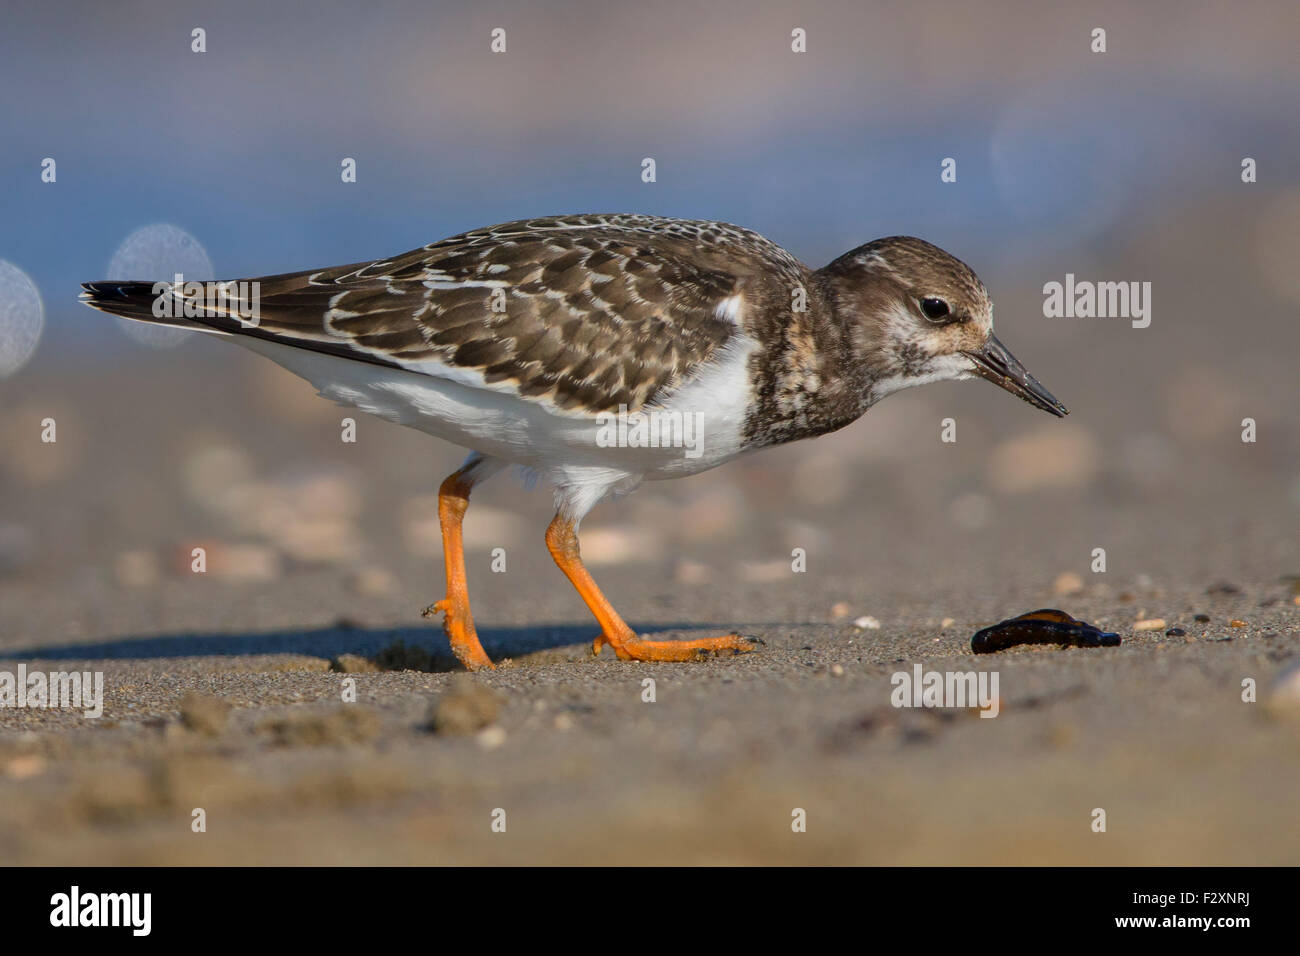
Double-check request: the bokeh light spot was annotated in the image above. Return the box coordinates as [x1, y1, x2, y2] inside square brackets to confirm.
[106, 224, 214, 350]
[0, 260, 44, 378]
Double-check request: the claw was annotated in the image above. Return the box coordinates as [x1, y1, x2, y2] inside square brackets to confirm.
[599, 631, 762, 662]
[425, 597, 494, 670]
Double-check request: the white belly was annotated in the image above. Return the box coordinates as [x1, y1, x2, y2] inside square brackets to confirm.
[237, 333, 756, 483]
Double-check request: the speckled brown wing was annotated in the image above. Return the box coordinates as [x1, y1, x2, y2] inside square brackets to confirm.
[178, 215, 807, 414]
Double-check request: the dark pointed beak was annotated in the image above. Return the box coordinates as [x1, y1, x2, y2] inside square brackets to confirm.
[962, 334, 1068, 417]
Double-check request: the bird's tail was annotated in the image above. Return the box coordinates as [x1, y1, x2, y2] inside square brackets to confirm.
[79, 280, 243, 335]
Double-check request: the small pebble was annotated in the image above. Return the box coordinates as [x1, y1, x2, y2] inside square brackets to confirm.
[0, 523, 32, 575]
[1229, 619, 1247, 628]
[476, 726, 507, 750]
[429, 676, 500, 735]
[330, 654, 378, 673]
[1165, 627, 1186, 637]
[203, 542, 282, 582]
[853, 616, 881, 630]
[1052, 572, 1084, 596]
[830, 664, 844, 677]
[830, 601, 851, 619]
[4, 754, 46, 780]
[675, 560, 710, 586]
[260, 706, 379, 746]
[114, 549, 161, 589]
[1133, 618, 1166, 631]
[940, 617, 955, 629]
[1194, 614, 1211, 623]
[350, 567, 396, 597]
[179, 693, 231, 736]
[1267, 661, 1300, 717]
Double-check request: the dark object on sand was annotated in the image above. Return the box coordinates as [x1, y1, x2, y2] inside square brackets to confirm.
[971, 609, 1121, 654]
[1206, 582, 1241, 596]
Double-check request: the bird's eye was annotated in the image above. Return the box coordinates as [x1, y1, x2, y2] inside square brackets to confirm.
[920, 297, 950, 321]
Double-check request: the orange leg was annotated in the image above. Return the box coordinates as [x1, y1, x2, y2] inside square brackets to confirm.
[544, 513, 761, 662]
[423, 462, 494, 670]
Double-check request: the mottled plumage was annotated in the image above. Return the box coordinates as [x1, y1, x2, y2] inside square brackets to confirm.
[89, 215, 806, 415]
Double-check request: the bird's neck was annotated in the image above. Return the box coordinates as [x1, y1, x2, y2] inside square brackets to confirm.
[740, 270, 875, 449]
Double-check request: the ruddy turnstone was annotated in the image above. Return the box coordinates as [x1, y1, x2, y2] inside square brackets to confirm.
[82, 214, 1067, 670]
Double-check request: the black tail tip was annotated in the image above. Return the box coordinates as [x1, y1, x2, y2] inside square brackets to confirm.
[80, 280, 154, 305]
[81, 280, 128, 296]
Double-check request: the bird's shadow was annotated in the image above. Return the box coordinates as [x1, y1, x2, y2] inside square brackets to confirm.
[0, 620, 726, 671]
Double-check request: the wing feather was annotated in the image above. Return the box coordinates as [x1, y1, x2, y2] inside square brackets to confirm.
[85, 214, 811, 414]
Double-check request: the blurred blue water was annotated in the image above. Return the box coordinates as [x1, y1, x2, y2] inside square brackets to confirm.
[1, 0, 1296, 362]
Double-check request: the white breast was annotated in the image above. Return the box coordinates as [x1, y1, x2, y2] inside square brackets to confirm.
[640, 332, 757, 478]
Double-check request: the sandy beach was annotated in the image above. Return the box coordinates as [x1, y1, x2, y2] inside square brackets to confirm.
[2, 328, 1297, 865]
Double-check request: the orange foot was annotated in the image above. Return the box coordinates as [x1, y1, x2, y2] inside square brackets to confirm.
[424, 598, 494, 671]
[592, 630, 763, 662]
[544, 512, 764, 664]
[428, 460, 496, 671]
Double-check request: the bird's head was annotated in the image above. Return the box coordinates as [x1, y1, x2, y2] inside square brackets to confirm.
[821, 236, 1068, 417]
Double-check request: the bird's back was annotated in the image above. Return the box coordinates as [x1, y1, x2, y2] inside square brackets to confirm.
[82, 213, 810, 415]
